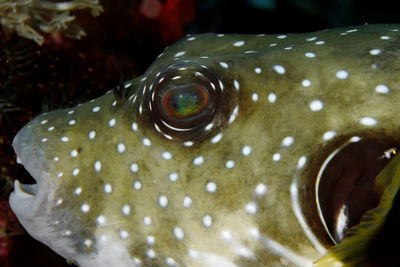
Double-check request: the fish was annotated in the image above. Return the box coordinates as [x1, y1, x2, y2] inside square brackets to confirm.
[8, 24, 400, 267]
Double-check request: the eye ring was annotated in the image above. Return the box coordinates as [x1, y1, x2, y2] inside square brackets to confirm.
[148, 64, 220, 135]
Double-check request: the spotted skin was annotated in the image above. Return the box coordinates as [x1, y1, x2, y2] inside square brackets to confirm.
[9, 24, 400, 266]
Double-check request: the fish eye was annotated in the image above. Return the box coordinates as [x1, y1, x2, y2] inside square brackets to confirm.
[155, 83, 215, 129]
[148, 64, 222, 137]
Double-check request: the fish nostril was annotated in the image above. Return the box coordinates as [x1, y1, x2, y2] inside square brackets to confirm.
[316, 138, 399, 244]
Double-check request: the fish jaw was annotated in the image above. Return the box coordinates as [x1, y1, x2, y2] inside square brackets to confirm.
[9, 122, 78, 261]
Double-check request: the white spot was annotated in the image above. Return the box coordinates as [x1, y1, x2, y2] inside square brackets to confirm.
[242, 146, 252, 156]
[133, 180, 142, 190]
[169, 171, 178, 182]
[70, 149, 78, 158]
[302, 79, 311, 87]
[173, 227, 184, 240]
[166, 258, 177, 266]
[108, 118, 116, 127]
[130, 163, 138, 173]
[277, 35, 287, 39]
[67, 110, 74, 115]
[322, 131, 336, 141]
[193, 156, 204, 166]
[117, 142, 126, 154]
[72, 168, 79, 176]
[297, 156, 307, 169]
[60, 136, 69, 142]
[119, 229, 129, 240]
[233, 40, 245, 46]
[234, 80, 240, 90]
[92, 106, 100, 112]
[315, 40, 325, 45]
[94, 160, 102, 172]
[183, 196, 193, 208]
[202, 214, 213, 227]
[205, 122, 214, 131]
[272, 153, 281, 162]
[281, 136, 294, 147]
[146, 249, 156, 259]
[131, 122, 138, 132]
[336, 70, 349, 79]
[305, 52, 316, 58]
[284, 46, 293, 50]
[112, 100, 117, 106]
[88, 130, 96, 139]
[48, 126, 55, 131]
[68, 120, 76, 125]
[306, 36, 317, 41]
[64, 230, 72, 236]
[360, 117, 378, 126]
[255, 183, 267, 196]
[380, 36, 391, 40]
[56, 198, 63, 205]
[53, 157, 59, 162]
[161, 151, 173, 160]
[187, 36, 196, 41]
[146, 235, 155, 246]
[375, 84, 390, 94]
[74, 187, 82, 195]
[346, 29, 358, 33]
[225, 160, 235, 169]
[269, 43, 277, 47]
[268, 92, 277, 103]
[41, 138, 47, 143]
[228, 105, 239, 124]
[81, 203, 90, 213]
[158, 195, 168, 208]
[174, 51, 186, 57]
[57, 172, 63, 178]
[254, 67, 262, 74]
[104, 184, 112, 194]
[309, 100, 324, 111]
[97, 215, 106, 226]
[350, 136, 362, 143]
[369, 49, 381, 55]
[217, 34, 224, 37]
[84, 239, 92, 247]
[219, 62, 229, 68]
[211, 133, 223, 144]
[143, 216, 152, 225]
[206, 182, 217, 193]
[245, 202, 258, 214]
[40, 119, 48, 125]
[142, 137, 151, 147]
[122, 204, 131, 216]
[184, 141, 194, 147]
[273, 65, 285, 74]
[252, 93, 259, 101]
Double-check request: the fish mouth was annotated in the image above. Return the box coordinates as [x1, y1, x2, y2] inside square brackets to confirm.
[315, 136, 399, 244]
[9, 126, 52, 222]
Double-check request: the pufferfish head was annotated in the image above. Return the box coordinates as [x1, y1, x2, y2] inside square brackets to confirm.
[9, 24, 400, 267]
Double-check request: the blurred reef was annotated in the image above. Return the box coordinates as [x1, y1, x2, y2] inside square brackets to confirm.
[1, 0, 400, 266]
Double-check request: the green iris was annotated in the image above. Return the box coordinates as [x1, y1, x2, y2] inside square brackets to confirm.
[173, 94, 201, 116]
[164, 86, 208, 118]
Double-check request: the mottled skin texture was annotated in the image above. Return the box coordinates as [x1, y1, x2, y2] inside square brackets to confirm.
[9, 24, 400, 266]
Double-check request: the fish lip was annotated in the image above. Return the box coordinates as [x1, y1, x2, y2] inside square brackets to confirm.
[9, 126, 51, 220]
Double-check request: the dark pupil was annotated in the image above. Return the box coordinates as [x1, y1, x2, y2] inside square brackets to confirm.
[163, 86, 207, 118]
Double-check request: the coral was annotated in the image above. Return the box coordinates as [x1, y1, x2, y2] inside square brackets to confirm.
[0, 0, 103, 45]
